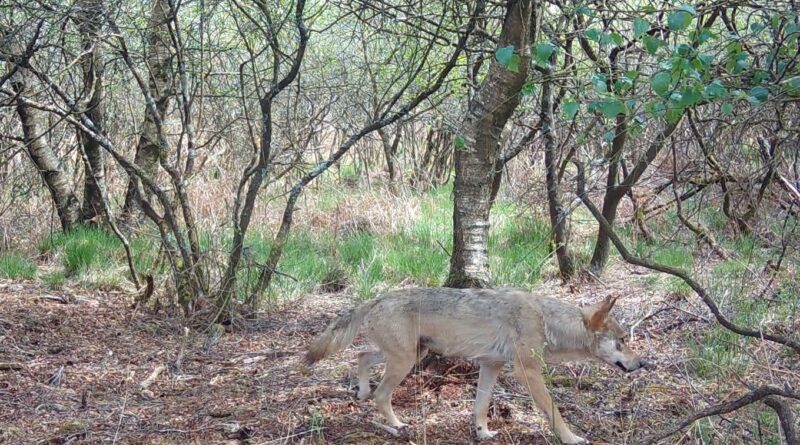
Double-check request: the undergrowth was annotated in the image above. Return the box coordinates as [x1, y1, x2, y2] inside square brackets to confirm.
[24, 182, 558, 303]
[0, 252, 37, 279]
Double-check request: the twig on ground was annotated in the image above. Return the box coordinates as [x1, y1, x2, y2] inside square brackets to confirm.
[0, 362, 23, 370]
[139, 364, 166, 398]
[369, 419, 400, 437]
[639, 385, 800, 444]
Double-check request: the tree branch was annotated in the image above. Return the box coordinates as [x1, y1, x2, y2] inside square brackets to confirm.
[573, 160, 800, 354]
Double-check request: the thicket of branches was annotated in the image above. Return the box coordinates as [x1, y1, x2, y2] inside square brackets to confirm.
[1, 0, 799, 441]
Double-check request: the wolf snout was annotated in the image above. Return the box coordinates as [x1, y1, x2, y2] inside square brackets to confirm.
[639, 359, 655, 370]
[616, 358, 652, 372]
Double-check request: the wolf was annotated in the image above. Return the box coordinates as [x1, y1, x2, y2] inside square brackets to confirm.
[303, 287, 648, 444]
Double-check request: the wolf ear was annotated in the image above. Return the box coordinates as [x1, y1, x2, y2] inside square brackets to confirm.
[584, 295, 618, 331]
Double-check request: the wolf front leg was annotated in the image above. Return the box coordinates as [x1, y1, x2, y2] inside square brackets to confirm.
[372, 356, 416, 428]
[474, 361, 503, 439]
[513, 358, 587, 444]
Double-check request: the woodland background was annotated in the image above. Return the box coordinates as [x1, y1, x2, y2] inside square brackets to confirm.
[0, 0, 799, 443]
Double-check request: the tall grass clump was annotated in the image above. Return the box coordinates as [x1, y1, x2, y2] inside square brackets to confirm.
[0, 252, 37, 279]
[489, 210, 551, 287]
[40, 227, 120, 276]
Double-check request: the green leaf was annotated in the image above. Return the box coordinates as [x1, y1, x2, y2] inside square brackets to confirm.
[666, 106, 683, 124]
[643, 35, 663, 55]
[633, 18, 649, 38]
[494, 45, 519, 70]
[610, 32, 624, 46]
[642, 5, 657, 14]
[600, 32, 614, 45]
[696, 53, 714, 70]
[668, 10, 693, 31]
[576, 5, 593, 16]
[454, 136, 466, 150]
[721, 102, 733, 115]
[771, 14, 781, 31]
[645, 100, 665, 118]
[651, 72, 672, 97]
[753, 70, 770, 84]
[584, 28, 601, 42]
[603, 130, 615, 143]
[521, 81, 537, 97]
[703, 80, 727, 100]
[679, 84, 703, 107]
[495, 45, 521, 73]
[697, 29, 713, 44]
[727, 52, 749, 74]
[750, 22, 766, 33]
[780, 76, 800, 96]
[533, 42, 557, 66]
[748, 86, 769, 104]
[563, 101, 580, 119]
[614, 77, 633, 93]
[592, 99, 626, 117]
[591, 73, 607, 92]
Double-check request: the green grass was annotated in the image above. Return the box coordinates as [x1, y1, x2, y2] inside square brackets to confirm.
[129, 235, 163, 275]
[24, 182, 559, 306]
[689, 254, 799, 381]
[490, 216, 551, 286]
[0, 252, 37, 279]
[687, 326, 751, 380]
[41, 227, 121, 276]
[227, 182, 552, 302]
[42, 271, 66, 288]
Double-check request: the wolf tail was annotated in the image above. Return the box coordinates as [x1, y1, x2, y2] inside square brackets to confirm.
[302, 300, 375, 366]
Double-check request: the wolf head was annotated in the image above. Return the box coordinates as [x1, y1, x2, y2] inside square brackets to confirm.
[582, 295, 648, 372]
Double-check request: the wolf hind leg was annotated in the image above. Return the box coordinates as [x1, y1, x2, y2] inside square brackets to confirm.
[474, 361, 503, 440]
[372, 354, 416, 428]
[513, 357, 587, 444]
[357, 350, 384, 400]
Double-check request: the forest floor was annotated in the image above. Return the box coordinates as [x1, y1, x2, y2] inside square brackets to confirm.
[0, 264, 796, 445]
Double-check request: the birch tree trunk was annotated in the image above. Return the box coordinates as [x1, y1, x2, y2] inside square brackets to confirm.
[121, 0, 174, 219]
[5, 27, 81, 231]
[445, 0, 534, 288]
[75, 0, 107, 223]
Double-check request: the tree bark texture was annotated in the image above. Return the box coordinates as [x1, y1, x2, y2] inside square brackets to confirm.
[122, 0, 174, 218]
[6, 28, 81, 231]
[445, 0, 534, 288]
[541, 68, 574, 280]
[377, 126, 400, 183]
[76, 0, 107, 223]
[589, 116, 683, 273]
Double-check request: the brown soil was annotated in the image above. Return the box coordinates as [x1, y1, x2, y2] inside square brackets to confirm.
[0, 267, 796, 444]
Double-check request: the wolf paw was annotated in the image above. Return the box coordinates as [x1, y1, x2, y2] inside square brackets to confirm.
[356, 389, 371, 401]
[561, 434, 587, 444]
[476, 427, 498, 440]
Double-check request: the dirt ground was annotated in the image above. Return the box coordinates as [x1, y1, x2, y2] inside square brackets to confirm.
[0, 266, 797, 445]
